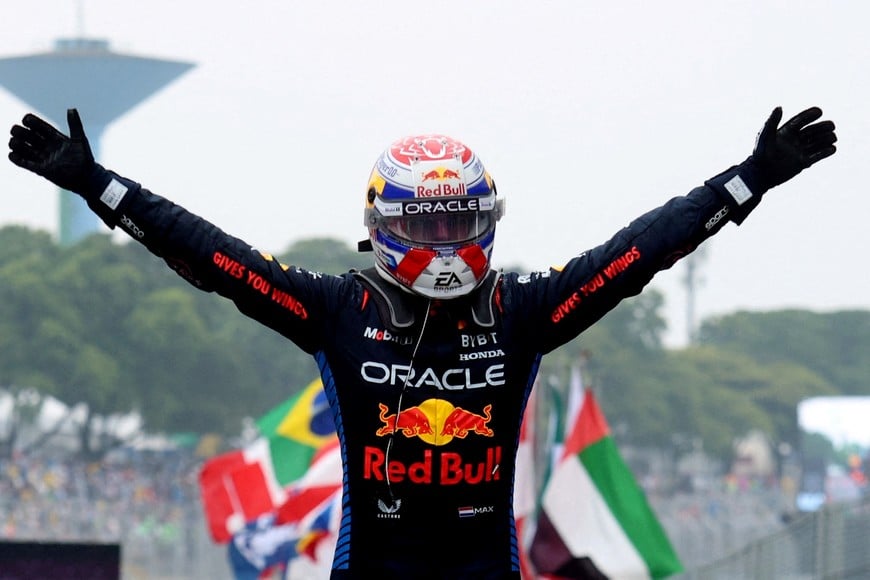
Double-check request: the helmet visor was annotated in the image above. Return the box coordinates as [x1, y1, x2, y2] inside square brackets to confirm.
[382, 211, 494, 245]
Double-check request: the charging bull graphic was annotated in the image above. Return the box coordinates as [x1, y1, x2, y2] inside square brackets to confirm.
[375, 403, 435, 437]
[441, 404, 494, 438]
[419, 167, 463, 181]
[375, 399, 493, 446]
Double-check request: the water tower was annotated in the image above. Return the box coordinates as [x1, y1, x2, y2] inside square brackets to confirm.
[0, 38, 194, 245]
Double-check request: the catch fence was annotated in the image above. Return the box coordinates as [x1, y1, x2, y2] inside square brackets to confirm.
[680, 496, 870, 580]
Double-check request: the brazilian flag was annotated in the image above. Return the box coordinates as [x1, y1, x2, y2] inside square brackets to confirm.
[256, 378, 336, 487]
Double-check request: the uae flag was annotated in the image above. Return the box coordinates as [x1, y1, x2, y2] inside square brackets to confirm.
[530, 389, 682, 579]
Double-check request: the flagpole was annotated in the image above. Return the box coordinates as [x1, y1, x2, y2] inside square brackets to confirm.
[528, 353, 684, 579]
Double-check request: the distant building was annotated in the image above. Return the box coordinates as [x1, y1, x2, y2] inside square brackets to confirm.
[0, 38, 194, 245]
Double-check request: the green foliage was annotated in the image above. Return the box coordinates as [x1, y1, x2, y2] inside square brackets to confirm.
[0, 225, 866, 466]
[541, 293, 853, 461]
[697, 310, 870, 394]
[0, 228, 364, 443]
[280, 237, 371, 275]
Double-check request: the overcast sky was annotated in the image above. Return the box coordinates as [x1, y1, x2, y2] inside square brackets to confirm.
[0, 1, 866, 347]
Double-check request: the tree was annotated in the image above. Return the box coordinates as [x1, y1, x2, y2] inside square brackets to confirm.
[698, 310, 870, 393]
[0, 225, 866, 467]
[280, 237, 370, 275]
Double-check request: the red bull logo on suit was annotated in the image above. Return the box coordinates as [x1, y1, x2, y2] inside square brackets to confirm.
[374, 399, 494, 446]
[364, 399, 501, 486]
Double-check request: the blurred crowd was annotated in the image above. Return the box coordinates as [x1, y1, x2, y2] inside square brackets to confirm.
[0, 449, 219, 578]
[0, 450, 199, 542]
[0, 447, 795, 576]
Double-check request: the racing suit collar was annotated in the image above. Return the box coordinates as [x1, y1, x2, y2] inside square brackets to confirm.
[354, 268, 500, 332]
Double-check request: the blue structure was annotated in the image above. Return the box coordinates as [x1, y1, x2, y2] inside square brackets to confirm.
[0, 38, 194, 245]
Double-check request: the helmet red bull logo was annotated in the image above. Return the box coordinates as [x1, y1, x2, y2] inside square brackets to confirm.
[414, 162, 467, 197]
[419, 166, 463, 182]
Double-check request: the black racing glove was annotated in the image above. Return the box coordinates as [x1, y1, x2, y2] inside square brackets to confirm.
[751, 106, 837, 190]
[8, 108, 99, 194]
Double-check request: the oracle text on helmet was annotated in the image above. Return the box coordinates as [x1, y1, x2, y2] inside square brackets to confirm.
[403, 198, 480, 215]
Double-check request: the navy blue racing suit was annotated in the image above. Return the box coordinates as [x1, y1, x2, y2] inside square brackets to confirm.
[78, 159, 765, 579]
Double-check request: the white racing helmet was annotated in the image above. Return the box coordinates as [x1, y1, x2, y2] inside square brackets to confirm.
[360, 135, 504, 299]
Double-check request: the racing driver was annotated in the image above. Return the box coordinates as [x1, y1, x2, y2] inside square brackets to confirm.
[8, 106, 836, 579]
